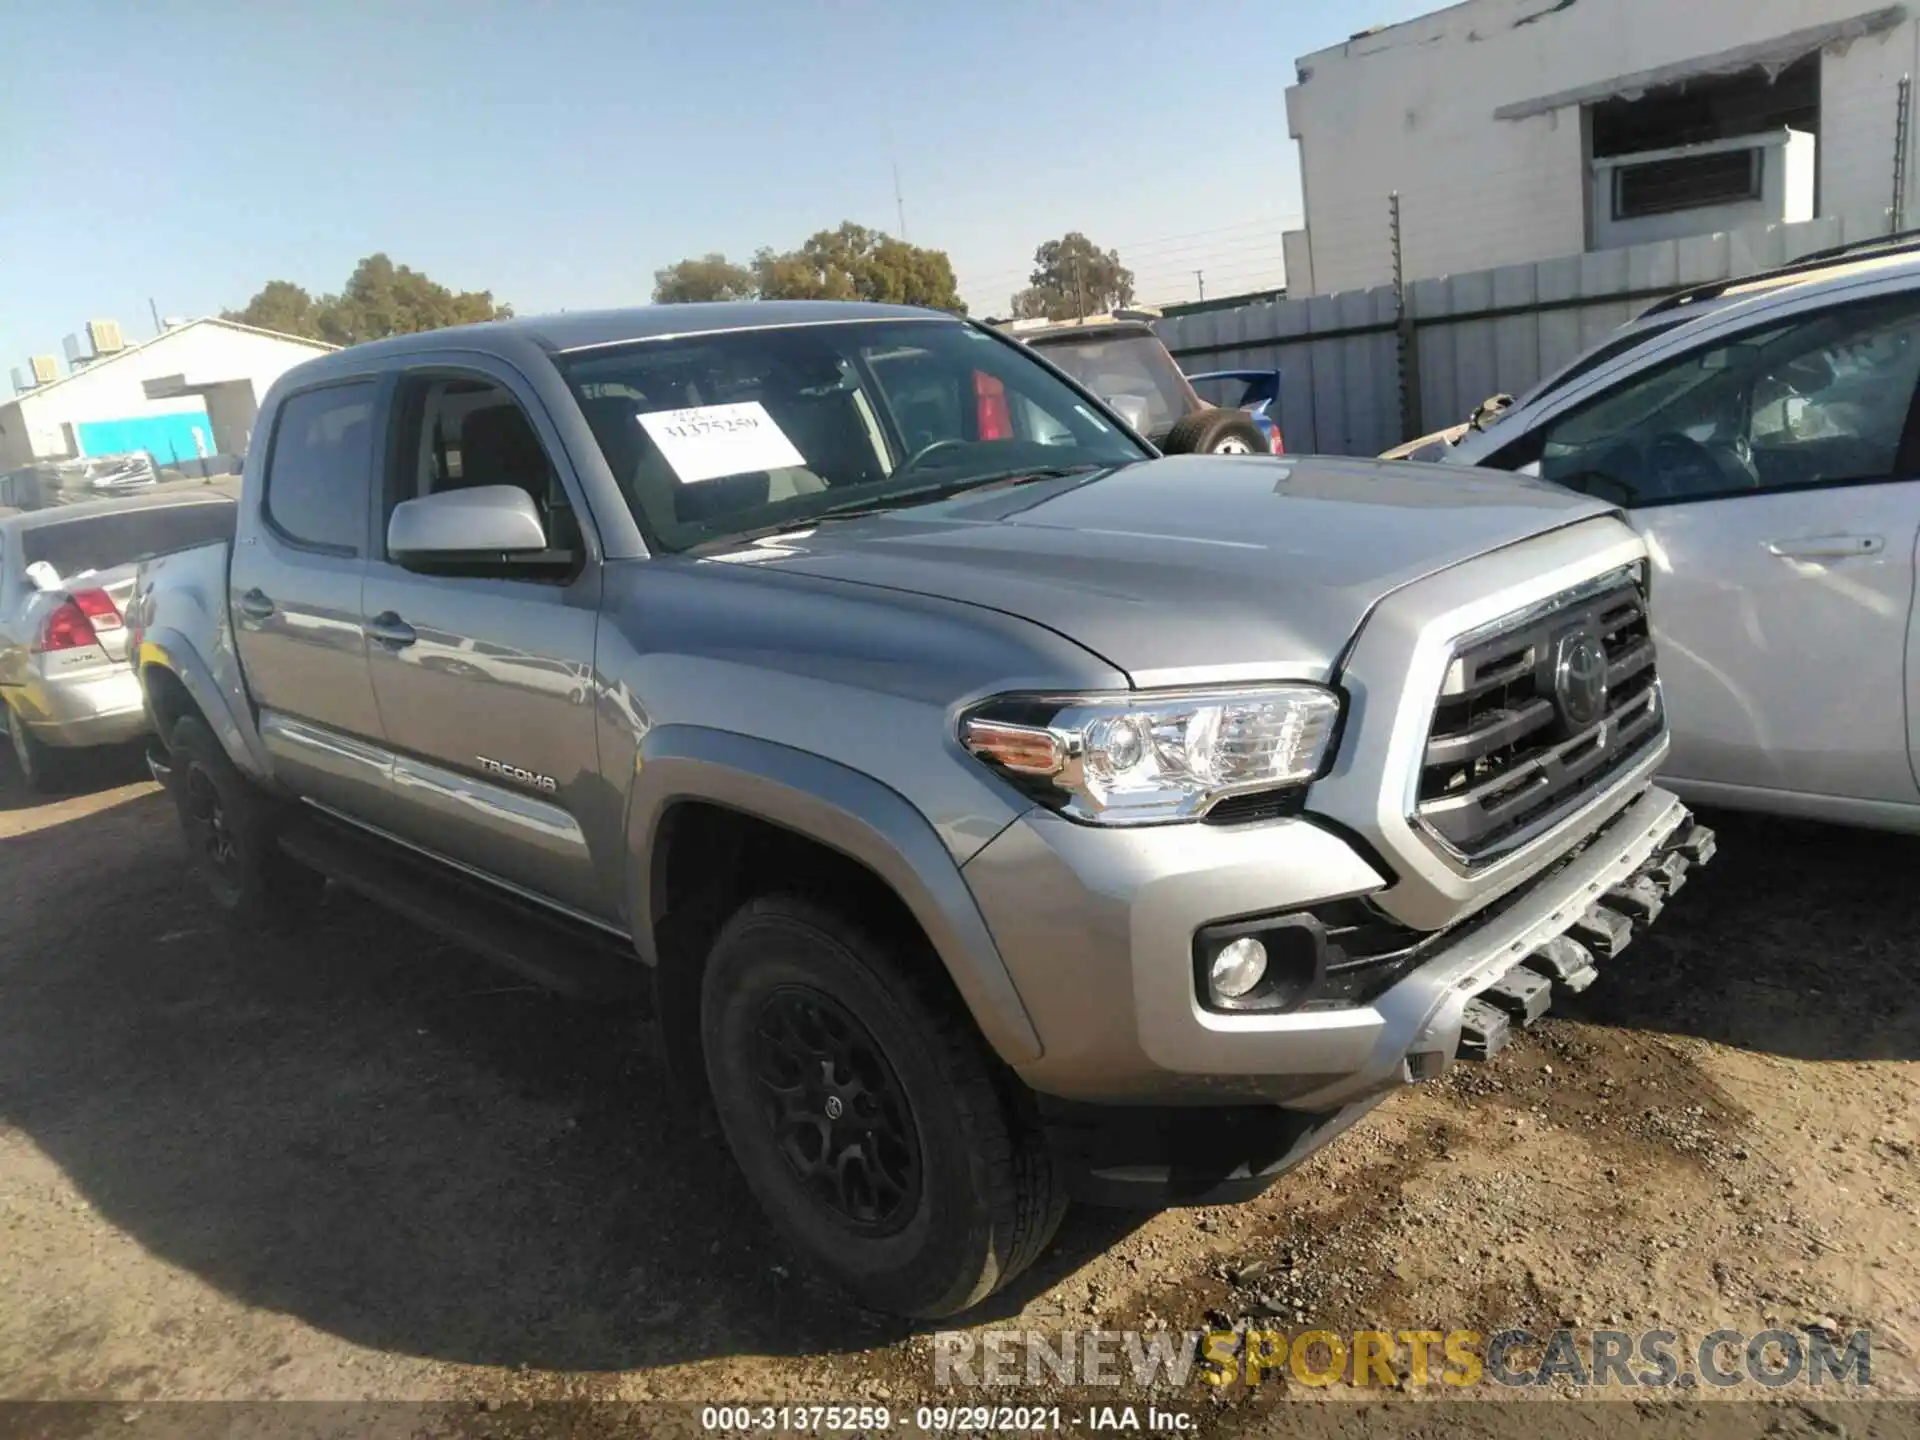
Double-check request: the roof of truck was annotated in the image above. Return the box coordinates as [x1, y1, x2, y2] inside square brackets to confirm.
[327, 302, 962, 364]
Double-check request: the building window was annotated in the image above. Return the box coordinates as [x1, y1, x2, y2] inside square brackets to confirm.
[1613, 148, 1762, 219]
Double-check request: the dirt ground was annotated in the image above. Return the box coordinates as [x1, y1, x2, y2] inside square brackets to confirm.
[2, 751, 1918, 1437]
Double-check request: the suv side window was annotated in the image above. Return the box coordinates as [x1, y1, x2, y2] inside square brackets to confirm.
[263, 383, 378, 552]
[1492, 293, 1920, 507]
[387, 376, 582, 578]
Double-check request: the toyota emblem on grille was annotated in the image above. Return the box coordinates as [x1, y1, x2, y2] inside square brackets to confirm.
[1554, 631, 1610, 728]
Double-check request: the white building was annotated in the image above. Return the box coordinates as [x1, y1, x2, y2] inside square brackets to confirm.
[1283, 0, 1918, 296]
[0, 318, 336, 471]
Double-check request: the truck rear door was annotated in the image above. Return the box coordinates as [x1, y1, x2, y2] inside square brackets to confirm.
[230, 378, 391, 818]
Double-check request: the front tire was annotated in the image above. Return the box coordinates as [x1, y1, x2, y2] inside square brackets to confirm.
[169, 715, 325, 929]
[701, 895, 1065, 1317]
[5, 702, 60, 794]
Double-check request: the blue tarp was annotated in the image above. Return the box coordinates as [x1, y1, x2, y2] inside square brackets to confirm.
[75, 409, 214, 465]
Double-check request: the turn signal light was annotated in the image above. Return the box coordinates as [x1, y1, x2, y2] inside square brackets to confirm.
[70, 587, 123, 630]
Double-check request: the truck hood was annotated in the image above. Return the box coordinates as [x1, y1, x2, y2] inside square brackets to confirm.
[716, 455, 1614, 685]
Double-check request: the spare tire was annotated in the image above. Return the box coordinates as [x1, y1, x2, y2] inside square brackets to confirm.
[1160, 408, 1269, 456]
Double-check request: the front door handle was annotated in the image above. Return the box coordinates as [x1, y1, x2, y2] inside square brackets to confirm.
[366, 612, 417, 649]
[1766, 534, 1885, 560]
[237, 588, 275, 620]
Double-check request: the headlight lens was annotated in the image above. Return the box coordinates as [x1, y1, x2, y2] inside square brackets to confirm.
[960, 684, 1342, 824]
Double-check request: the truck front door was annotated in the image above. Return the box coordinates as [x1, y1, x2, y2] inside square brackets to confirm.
[359, 360, 610, 923]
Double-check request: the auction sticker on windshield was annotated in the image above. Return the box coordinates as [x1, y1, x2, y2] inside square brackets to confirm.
[638, 402, 806, 484]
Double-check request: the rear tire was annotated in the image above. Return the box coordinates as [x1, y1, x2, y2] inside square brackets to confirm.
[169, 715, 325, 929]
[701, 895, 1065, 1318]
[5, 702, 61, 794]
[1161, 408, 1268, 456]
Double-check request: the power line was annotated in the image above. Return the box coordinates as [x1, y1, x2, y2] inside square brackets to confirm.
[957, 213, 1305, 294]
[963, 233, 1300, 289]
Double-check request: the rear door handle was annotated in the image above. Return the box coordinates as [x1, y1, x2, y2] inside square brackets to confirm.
[366, 612, 417, 649]
[237, 588, 275, 620]
[1766, 534, 1885, 560]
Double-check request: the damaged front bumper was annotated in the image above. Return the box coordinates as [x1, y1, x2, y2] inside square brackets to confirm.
[1288, 785, 1711, 1109]
[973, 785, 1712, 1206]
[1443, 802, 1711, 1064]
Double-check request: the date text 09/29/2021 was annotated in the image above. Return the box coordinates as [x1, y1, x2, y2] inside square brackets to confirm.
[700, 1406, 1193, 1433]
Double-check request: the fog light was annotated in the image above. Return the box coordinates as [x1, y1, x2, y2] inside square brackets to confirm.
[1209, 936, 1269, 999]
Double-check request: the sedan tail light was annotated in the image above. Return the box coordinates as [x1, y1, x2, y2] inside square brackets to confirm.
[33, 600, 101, 653]
[973, 370, 1012, 441]
[70, 587, 123, 631]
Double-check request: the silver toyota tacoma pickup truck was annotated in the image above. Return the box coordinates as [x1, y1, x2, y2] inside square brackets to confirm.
[128, 300, 1712, 1318]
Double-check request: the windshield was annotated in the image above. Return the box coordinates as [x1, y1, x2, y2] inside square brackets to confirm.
[1026, 332, 1196, 437]
[1512, 316, 1693, 413]
[21, 501, 236, 579]
[561, 319, 1147, 552]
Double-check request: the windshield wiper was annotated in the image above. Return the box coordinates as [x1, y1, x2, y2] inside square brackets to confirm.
[812, 463, 1108, 522]
[692, 464, 1114, 552]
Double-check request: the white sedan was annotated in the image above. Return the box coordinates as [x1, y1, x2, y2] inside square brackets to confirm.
[1, 485, 234, 790]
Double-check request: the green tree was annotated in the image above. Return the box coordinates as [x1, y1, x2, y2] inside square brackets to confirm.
[753, 222, 966, 313]
[1010, 232, 1135, 320]
[221, 280, 324, 341]
[224, 255, 511, 348]
[318, 253, 511, 345]
[652, 253, 756, 303]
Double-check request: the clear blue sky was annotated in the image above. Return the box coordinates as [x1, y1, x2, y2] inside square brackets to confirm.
[0, 0, 1437, 370]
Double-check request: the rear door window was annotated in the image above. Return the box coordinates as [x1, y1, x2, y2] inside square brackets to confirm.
[264, 383, 378, 552]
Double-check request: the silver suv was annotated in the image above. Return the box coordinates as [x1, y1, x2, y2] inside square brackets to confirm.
[1438, 237, 1920, 834]
[130, 301, 1710, 1317]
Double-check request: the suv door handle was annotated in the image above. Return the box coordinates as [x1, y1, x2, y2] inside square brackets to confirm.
[366, 612, 417, 648]
[237, 588, 275, 620]
[1766, 534, 1885, 560]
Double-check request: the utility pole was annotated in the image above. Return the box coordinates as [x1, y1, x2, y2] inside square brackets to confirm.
[1895, 74, 1912, 233]
[149, 297, 163, 336]
[1194, 269, 1205, 302]
[1391, 192, 1424, 443]
[1072, 252, 1086, 320]
[892, 160, 908, 241]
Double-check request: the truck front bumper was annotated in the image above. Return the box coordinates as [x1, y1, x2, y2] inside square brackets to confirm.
[963, 785, 1711, 1204]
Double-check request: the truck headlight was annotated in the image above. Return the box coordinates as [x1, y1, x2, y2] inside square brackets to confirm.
[960, 685, 1342, 825]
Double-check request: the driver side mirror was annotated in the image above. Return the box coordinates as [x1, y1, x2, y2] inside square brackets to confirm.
[388, 485, 548, 563]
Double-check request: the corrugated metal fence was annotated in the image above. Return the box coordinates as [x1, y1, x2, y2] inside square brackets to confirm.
[1155, 210, 1894, 457]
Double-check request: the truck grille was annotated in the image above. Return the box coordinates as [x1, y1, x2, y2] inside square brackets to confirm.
[1414, 571, 1662, 861]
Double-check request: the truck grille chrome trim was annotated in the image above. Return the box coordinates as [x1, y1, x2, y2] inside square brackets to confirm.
[1412, 567, 1665, 864]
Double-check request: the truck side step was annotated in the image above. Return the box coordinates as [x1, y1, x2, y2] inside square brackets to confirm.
[277, 809, 646, 1003]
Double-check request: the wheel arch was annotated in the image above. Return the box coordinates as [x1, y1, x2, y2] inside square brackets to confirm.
[627, 726, 1043, 1089]
[136, 629, 278, 788]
